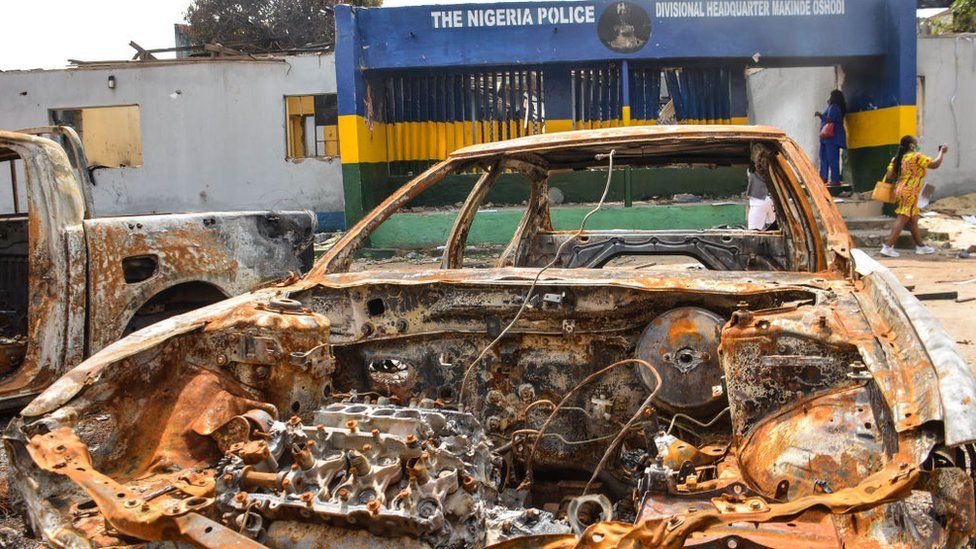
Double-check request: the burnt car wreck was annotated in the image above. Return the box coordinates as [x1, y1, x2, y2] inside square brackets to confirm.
[6, 126, 976, 547]
[0, 128, 316, 410]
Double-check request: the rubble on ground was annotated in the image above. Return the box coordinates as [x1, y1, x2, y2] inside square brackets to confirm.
[919, 211, 976, 252]
[930, 192, 976, 216]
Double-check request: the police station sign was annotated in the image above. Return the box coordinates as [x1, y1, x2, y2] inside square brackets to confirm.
[430, 5, 596, 28]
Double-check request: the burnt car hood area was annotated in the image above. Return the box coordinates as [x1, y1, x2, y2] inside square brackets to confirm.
[5, 127, 976, 548]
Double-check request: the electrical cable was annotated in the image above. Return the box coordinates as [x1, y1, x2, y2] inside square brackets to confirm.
[521, 358, 661, 491]
[665, 407, 731, 435]
[511, 425, 650, 447]
[582, 362, 662, 495]
[524, 399, 592, 417]
[458, 150, 618, 410]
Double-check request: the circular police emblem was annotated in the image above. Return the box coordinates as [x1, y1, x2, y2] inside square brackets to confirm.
[598, 2, 651, 53]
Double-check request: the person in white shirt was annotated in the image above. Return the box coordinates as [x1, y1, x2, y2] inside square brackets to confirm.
[746, 162, 775, 230]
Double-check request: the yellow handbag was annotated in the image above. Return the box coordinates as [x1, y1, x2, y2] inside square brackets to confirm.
[872, 160, 898, 203]
[872, 180, 896, 203]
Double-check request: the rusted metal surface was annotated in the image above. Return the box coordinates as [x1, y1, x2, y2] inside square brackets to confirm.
[25, 426, 260, 546]
[6, 126, 976, 548]
[0, 131, 86, 409]
[0, 128, 315, 409]
[852, 249, 976, 447]
[83, 211, 314, 352]
[447, 125, 787, 159]
[490, 448, 920, 548]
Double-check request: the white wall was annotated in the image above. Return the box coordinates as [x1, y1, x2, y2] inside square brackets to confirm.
[0, 54, 343, 224]
[918, 35, 976, 199]
[746, 66, 838, 167]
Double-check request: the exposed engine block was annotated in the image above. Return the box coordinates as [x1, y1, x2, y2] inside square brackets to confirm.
[215, 401, 500, 547]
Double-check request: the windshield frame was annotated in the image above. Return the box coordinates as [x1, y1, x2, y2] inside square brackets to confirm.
[310, 130, 838, 278]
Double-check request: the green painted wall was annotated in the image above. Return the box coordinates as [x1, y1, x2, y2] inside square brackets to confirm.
[848, 144, 897, 193]
[388, 165, 748, 208]
[369, 202, 747, 249]
[342, 162, 392, 225]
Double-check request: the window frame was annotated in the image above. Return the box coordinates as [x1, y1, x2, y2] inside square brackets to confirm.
[284, 93, 339, 160]
[314, 135, 828, 276]
[48, 104, 143, 169]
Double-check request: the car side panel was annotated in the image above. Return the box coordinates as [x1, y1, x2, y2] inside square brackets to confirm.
[83, 210, 315, 353]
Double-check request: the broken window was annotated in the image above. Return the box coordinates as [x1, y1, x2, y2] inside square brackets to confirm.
[0, 149, 29, 355]
[50, 105, 142, 168]
[343, 162, 534, 272]
[375, 69, 546, 176]
[571, 64, 624, 129]
[326, 136, 810, 275]
[285, 94, 339, 159]
[0, 155, 25, 215]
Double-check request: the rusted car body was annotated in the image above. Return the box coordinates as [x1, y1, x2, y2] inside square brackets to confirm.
[0, 128, 315, 409]
[6, 126, 976, 547]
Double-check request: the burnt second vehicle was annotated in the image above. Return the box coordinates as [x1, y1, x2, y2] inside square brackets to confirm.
[7, 126, 976, 547]
[0, 128, 315, 409]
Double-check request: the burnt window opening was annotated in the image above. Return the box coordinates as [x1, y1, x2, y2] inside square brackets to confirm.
[50, 105, 143, 168]
[0, 150, 30, 346]
[285, 94, 339, 159]
[373, 68, 546, 176]
[0, 153, 25, 215]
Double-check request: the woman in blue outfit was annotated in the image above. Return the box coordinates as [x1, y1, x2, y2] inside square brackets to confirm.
[815, 89, 847, 186]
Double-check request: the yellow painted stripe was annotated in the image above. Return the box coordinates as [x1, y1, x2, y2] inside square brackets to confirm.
[547, 119, 574, 133]
[348, 115, 728, 164]
[846, 105, 916, 149]
[338, 115, 388, 164]
[622, 106, 632, 126]
[384, 123, 395, 164]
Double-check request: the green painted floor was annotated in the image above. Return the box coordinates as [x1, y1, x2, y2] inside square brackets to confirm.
[370, 201, 747, 249]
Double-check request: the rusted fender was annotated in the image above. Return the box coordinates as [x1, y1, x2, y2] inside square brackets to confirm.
[21, 289, 278, 417]
[83, 211, 315, 353]
[852, 249, 976, 447]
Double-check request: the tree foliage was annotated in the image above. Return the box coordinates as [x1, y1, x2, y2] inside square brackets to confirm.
[184, 0, 380, 52]
[949, 0, 976, 32]
[931, 0, 976, 33]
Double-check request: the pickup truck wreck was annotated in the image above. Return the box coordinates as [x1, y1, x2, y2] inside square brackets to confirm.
[6, 126, 976, 547]
[0, 128, 315, 409]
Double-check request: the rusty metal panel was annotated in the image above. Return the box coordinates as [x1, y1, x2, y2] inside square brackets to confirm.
[853, 249, 976, 447]
[0, 128, 316, 410]
[83, 211, 314, 352]
[0, 131, 86, 407]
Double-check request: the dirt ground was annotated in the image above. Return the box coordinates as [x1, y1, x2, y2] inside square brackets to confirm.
[877, 254, 976, 364]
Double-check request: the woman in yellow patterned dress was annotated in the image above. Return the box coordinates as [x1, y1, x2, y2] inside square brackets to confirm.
[880, 135, 949, 257]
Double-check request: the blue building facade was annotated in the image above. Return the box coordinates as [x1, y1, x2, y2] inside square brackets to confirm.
[336, 0, 917, 224]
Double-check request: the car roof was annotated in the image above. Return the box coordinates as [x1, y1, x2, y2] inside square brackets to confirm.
[449, 125, 787, 160]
